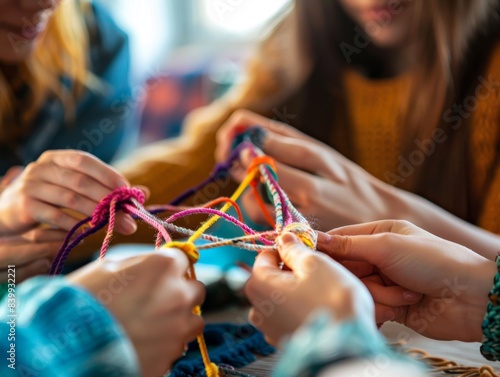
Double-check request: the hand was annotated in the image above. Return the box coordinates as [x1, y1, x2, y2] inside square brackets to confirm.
[0, 227, 67, 282]
[216, 110, 402, 231]
[245, 232, 374, 346]
[318, 220, 496, 342]
[68, 248, 206, 377]
[0, 151, 143, 235]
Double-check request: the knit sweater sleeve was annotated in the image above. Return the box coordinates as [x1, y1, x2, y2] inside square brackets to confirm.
[0, 277, 139, 377]
[71, 7, 307, 258]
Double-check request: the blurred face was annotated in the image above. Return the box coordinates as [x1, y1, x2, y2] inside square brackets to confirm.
[338, 0, 415, 48]
[0, 0, 59, 63]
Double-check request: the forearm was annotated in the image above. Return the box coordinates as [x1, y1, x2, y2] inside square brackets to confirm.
[0, 277, 140, 376]
[393, 188, 500, 260]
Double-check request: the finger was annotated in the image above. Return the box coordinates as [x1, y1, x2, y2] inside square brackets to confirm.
[157, 248, 191, 276]
[24, 182, 99, 217]
[182, 314, 205, 342]
[276, 232, 318, 277]
[184, 280, 206, 308]
[363, 277, 422, 307]
[252, 250, 282, 277]
[114, 212, 138, 235]
[269, 161, 320, 209]
[39, 150, 129, 190]
[338, 260, 375, 278]
[20, 228, 68, 243]
[240, 190, 275, 226]
[28, 164, 119, 203]
[321, 220, 419, 238]
[135, 185, 150, 201]
[26, 199, 81, 231]
[239, 145, 322, 208]
[0, 258, 51, 283]
[0, 238, 62, 265]
[316, 231, 406, 265]
[374, 303, 407, 324]
[261, 132, 331, 176]
[215, 110, 280, 162]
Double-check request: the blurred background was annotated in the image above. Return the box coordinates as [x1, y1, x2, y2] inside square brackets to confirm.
[100, 0, 291, 146]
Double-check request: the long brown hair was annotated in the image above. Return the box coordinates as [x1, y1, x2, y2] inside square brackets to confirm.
[0, 0, 95, 144]
[286, 0, 500, 223]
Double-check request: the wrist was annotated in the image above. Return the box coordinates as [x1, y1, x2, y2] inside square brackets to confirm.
[468, 260, 497, 341]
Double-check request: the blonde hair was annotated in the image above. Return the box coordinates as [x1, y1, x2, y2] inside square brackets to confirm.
[0, 0, 94, 143]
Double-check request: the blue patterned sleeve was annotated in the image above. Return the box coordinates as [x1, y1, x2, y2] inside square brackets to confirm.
[273, 310, 425, 377]
[0, 277, 140, 377]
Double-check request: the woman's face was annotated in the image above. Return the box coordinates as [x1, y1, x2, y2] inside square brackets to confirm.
[338, 0, 415, 48]
[0, 0, 59, 63]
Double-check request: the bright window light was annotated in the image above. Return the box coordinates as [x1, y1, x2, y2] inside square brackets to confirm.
[202, 0, 291, 34]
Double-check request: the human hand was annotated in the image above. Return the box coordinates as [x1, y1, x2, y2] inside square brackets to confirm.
[245, 232, 374, 346]
[318, 220, 496, 342]
[0, 227, 68, 282]
[215, 110, 403, 231]
[0, 151, 145, 236]
[68, 248, 206, 377]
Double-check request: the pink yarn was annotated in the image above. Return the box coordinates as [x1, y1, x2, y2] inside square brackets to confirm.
[92, 187, 146, 226]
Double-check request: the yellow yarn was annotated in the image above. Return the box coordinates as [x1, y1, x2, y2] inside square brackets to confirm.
[283, 222, 317, 250]
[164, 241, 199, 264]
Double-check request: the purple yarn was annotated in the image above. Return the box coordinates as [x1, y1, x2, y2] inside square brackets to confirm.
[170, 143, 249, 206]
[49, 218, 107, 275]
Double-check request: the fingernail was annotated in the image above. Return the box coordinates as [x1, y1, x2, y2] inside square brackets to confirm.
[383, 310, 396, 322]
[122, 216, 137, 234]
[403, 291, 422, 302]
[279, 232, 298, 246]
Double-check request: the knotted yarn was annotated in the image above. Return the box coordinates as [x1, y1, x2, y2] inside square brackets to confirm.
[282, 222, 317, 250]
[92, 187, 146, 226]
[164, 241, 200, 264]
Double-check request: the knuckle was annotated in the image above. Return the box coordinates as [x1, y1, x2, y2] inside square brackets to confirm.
[63, 191, 79, 207]
[145, 253, 174, 268]
[23, 162, 37, 177]
[67, 151, 90, 169]
[71, 174, 88, 189]
[47, 210, 65, 225]
[231, 108, 252, 123]
[39, 150, 55, 161]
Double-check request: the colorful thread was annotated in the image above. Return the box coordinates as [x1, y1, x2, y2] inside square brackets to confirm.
[49, 135, 317, 377]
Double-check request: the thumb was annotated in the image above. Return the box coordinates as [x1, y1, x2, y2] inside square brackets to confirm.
[277, 232, 315, 275]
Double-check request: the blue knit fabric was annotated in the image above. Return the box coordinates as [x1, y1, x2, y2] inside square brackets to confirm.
[170, 323, 275, 377]
[0, 277, 139, 377]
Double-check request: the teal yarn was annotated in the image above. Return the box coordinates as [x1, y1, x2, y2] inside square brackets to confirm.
[481, 255, 500, 360]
